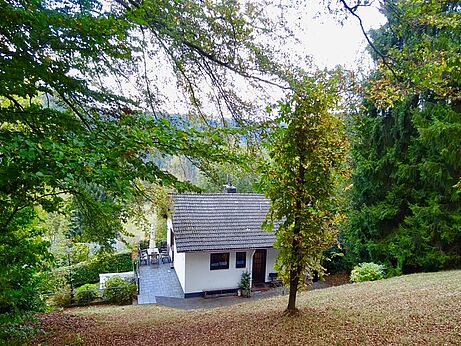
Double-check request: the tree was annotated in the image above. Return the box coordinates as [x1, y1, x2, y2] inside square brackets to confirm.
[343, 1, 461, 273]
[0, 0, 286, 324]
[337, 0, 461, 106]
[261, 71, 348, 314]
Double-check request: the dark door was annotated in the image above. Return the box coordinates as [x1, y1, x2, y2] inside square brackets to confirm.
[252, 249, 267, 284]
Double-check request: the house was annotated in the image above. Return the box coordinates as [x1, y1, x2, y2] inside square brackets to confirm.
[167, 190, 278, 297]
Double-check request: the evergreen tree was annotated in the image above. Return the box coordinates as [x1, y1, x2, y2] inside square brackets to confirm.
[344, 1, 461, 273]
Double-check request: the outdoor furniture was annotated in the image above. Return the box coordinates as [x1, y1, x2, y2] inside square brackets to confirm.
[147, 248, 159, 267]
[160, 248, 169, 263]
[269, 272, 282, 287]
[150, 254, 159, 267]
[139, 250, 148, 266]
[160, 253, 170, 263]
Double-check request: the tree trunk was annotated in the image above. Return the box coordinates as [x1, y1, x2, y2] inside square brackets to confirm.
[285, 148, 306, 315]
[286, 266, 300, 314]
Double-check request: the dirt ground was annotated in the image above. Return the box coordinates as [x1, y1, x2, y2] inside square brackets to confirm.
[29, 270, 461, 346]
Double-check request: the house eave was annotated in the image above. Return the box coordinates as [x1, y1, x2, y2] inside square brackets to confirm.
[176, 245, 275, 253]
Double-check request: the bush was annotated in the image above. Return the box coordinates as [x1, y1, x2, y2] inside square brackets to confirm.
[54, 251, 134, 288]
[322, 242, 354, 274]
[75, 284, 99, 306]
[0, 312, 37, 346]
[156, 239, 167, 250]
[350, 262, 386, 283]
[139, 239, 149, 250]
[51, 288, 73, 308]
[239, 271, 251, 297]
[103, 276, 136, 305]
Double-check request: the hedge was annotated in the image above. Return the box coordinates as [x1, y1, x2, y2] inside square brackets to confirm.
[54, 251, 133, 288]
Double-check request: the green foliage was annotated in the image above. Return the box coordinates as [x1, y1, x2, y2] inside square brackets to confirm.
[155, 218, 167, 244]
[367, 0, 461, 107]
[343, 1, 461, 274]
[0, 312, 37, 346]
[75, 284, 99, 306]
[138, 239, 149, 250]
[261, 70, 349, 312]
[197, 161, 260, 193]
[103, 277, 136, 305]
[0, 207, 51, 315]
[1, 0, 282, 321]
[350, 262, 386, 283]
[72, 252, 133, 287]
[345, 97, 461, 274]
[50, 287, 73, 308]
[54, 252, 133, 288]
[322, 244, 351, 274]
[239, 271, 251, 298]
[69, 244, 90, 265]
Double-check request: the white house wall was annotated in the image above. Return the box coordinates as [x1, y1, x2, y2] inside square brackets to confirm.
[166, 218, 187, 294]
[184, 250, 250, 294]
[166, 218, 173, 259]
[265, 248, 279, 282]
[174, 250, 186, 293]
[183, 249, 279, 295]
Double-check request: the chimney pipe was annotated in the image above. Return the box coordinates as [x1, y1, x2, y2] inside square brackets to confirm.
[223, 180, 237, 193]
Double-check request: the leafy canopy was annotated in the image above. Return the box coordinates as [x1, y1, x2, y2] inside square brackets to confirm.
[261, 70, 348, 313]
[0, 0, 286, 322]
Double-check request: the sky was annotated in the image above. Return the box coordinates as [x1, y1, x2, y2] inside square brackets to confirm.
[105, 1, 388, 116]
[286, 2, 387, 69]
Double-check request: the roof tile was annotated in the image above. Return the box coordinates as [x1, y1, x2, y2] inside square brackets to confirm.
[171, 193, 276, 252]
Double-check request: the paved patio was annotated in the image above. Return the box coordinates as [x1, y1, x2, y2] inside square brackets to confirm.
[137, 261, 184, 305]
[136, 261, 333, 307]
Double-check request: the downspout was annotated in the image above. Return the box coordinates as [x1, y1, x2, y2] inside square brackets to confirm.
[249, 250, 256, 288]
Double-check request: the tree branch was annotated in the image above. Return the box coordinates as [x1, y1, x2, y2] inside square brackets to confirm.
[56, 91, 92, 130]
[339, 0, 399, 79]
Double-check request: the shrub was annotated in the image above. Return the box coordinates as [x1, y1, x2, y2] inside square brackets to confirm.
[138, 239, 149, 250]
[322, 242, 354, 274]
[239, 271, 251, 297]
[75, 284, 99, 306]
[53, 251, 133, 288]
[51, 288, 73, 308]
[156, 239, 167, 250]
[0, 312, 37, 346]
[350, 262, 386, 283]
[103, 276, 136, 305]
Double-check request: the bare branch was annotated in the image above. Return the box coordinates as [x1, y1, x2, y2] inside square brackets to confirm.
[339, 0, 399, 79]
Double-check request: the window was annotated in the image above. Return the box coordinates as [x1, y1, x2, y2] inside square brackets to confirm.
[210, 253, 229, 270]
[236, 252, 246, 268]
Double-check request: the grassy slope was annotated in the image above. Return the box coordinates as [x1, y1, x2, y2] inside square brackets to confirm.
[31, 270, 461, 345]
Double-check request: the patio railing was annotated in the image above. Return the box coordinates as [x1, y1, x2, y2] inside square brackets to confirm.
[134, 257, 141, 295]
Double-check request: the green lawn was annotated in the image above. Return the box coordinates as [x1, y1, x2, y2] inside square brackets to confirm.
[31, 270, 461, 345]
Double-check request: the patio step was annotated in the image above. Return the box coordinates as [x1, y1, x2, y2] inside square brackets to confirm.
[137, 294, 157, 305]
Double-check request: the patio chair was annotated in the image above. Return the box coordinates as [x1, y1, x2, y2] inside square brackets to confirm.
[269, 273, 282, 287]
[150, 254, 159, 267]
[139, 250, 148, 266]
[160, 250, 170, 263]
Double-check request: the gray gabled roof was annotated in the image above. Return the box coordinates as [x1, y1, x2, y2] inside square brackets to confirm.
[171, 193, 276, 252]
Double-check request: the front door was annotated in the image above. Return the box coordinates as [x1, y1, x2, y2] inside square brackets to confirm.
[252, 249, 267, 284]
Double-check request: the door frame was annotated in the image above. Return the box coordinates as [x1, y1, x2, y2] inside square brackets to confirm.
[251, 249, 267, 284]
